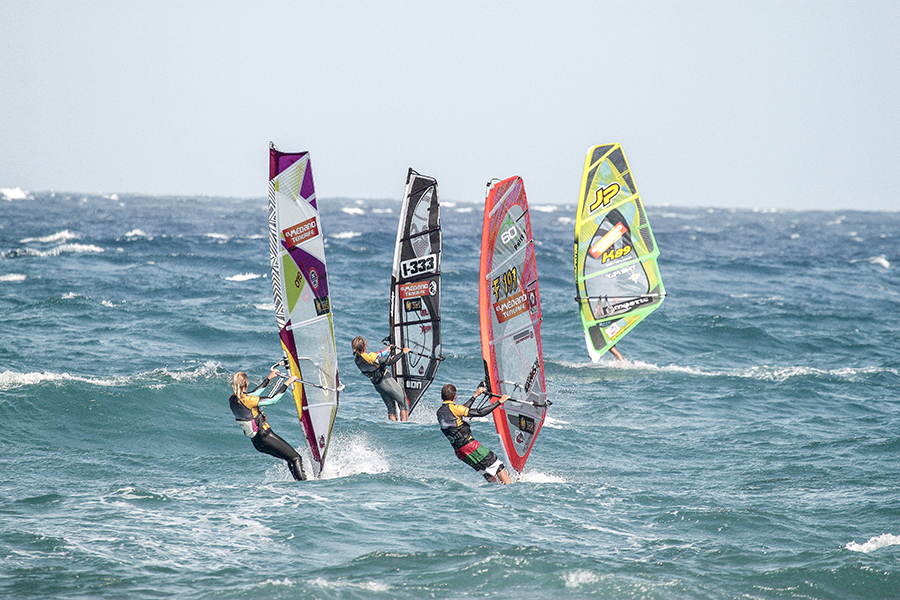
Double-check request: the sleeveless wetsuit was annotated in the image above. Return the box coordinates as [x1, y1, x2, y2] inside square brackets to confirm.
[355, 347, 409, 417]
[437, 394, 505, 480]
[229, 376, 306, 481]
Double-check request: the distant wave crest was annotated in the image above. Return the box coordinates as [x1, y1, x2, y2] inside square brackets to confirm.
[846, 533, 900, 553]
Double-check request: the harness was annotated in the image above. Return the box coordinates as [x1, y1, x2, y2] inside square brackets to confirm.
[229, 394, 268, 438]
[355, 353, 387, 384]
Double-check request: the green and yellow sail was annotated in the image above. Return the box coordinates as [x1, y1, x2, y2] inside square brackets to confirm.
[574, 144, 665, 361]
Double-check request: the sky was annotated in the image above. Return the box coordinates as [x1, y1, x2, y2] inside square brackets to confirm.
[2, 1, 898, 210]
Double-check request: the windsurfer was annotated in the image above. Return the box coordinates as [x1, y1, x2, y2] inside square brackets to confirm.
[351, 336, 411, 422]
[437, 383, 512, 484]
[229, 369, 306, 481]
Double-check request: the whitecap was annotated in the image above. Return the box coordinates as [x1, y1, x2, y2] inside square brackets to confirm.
[846, 533, 900, 553]
[1, 187, 31, 200]
[0, 370, 128, 391]
[517, 470, 566, 484]
[532, 205, 557, 213]
[204, 233, 230, 242]
[309, 578, 390, 592]
[225, 273, 262, 282]
[331, 231, 361, 240]
[254, 302, 275, 311]
[124, 229, 149, 238]
[318, 433, 390, 479]
[557, 216, 575, 225]
[542, 415, 569, 429]
[20, 230, 80, 243]
[45, 243, 104, 256]
[869, 255, 890, 268]
[371, 208, 393, 214]
[563, 570, 600, 587]
[455, 206, 474, 213]
[342, 206, 365, 216]
[0, 274, 26, 282]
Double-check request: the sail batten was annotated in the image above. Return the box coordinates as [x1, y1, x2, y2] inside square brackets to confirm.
[574, 144, 665, 362]
[268, 143, 340, 478]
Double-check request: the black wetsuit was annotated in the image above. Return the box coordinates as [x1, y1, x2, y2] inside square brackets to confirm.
[229, 376, 306, 481]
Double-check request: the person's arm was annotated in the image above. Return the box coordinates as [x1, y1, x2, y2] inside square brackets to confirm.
[385, 347, 409, 366]
[462, 386, 485, 408]
[465, 393, 509, 418]
[248, 369, 280, 395]
[258, 376, 298, 406]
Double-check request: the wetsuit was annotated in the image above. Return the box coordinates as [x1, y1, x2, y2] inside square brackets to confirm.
[437, 393, 505, 480]
[355, 347, 409, 418]
[229, 376, 306, 481]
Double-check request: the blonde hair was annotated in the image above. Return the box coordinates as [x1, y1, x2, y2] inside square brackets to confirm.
[231, 371, 249, 398]
[351, 336, 367, 355]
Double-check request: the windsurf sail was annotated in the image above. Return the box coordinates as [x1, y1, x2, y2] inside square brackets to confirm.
[479, 176, 548, 476]
[574, 144, 665, 362]
[268, 143, 341, 478]
[387, 168, 442, 414]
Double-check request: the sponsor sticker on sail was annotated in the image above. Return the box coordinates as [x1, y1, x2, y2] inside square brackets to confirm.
[399, 280, 431, 299]
[588, 222, 627, 259]
[283, 217, 319, 249]
[493, 289, 529, 323]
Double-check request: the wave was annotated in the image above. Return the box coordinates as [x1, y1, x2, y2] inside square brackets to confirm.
[20, 229, 80, 243]
[850, 255, 890, 269]
[225, 272, 263, 282]
[2, 242, 103, 259]
[552, 358, 900, 382]
[0, 273, 26, 282]
[845, 533, 900, 553]
[1, 187, 31, 200]
[331, 231, 361, 240]
[342, 206, 365, 216]
[318, 432, 390, 479]
[0, 362, 221, 392]
[518, 470, 566, 484]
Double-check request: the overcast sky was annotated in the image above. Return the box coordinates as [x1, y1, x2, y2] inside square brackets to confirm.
[2, 1, 898, 210]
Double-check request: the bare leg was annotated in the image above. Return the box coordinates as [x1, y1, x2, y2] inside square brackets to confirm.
[400, 409, 409, 422]
[609, 345, 624, 361]
[388, 413, 398, 421]
[497, 467, 512, 484]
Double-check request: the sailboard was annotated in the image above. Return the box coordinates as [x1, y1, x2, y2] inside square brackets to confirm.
[479, 176, 548, 476]
[574, 144, 665, 362]
[387, 169, 442, 415]
[268, 143, 342, 478]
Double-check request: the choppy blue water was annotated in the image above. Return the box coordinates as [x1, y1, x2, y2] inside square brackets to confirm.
[1, 191, 899, 599]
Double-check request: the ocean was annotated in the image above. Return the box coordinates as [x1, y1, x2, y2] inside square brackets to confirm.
[1, 189, 898, 599]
